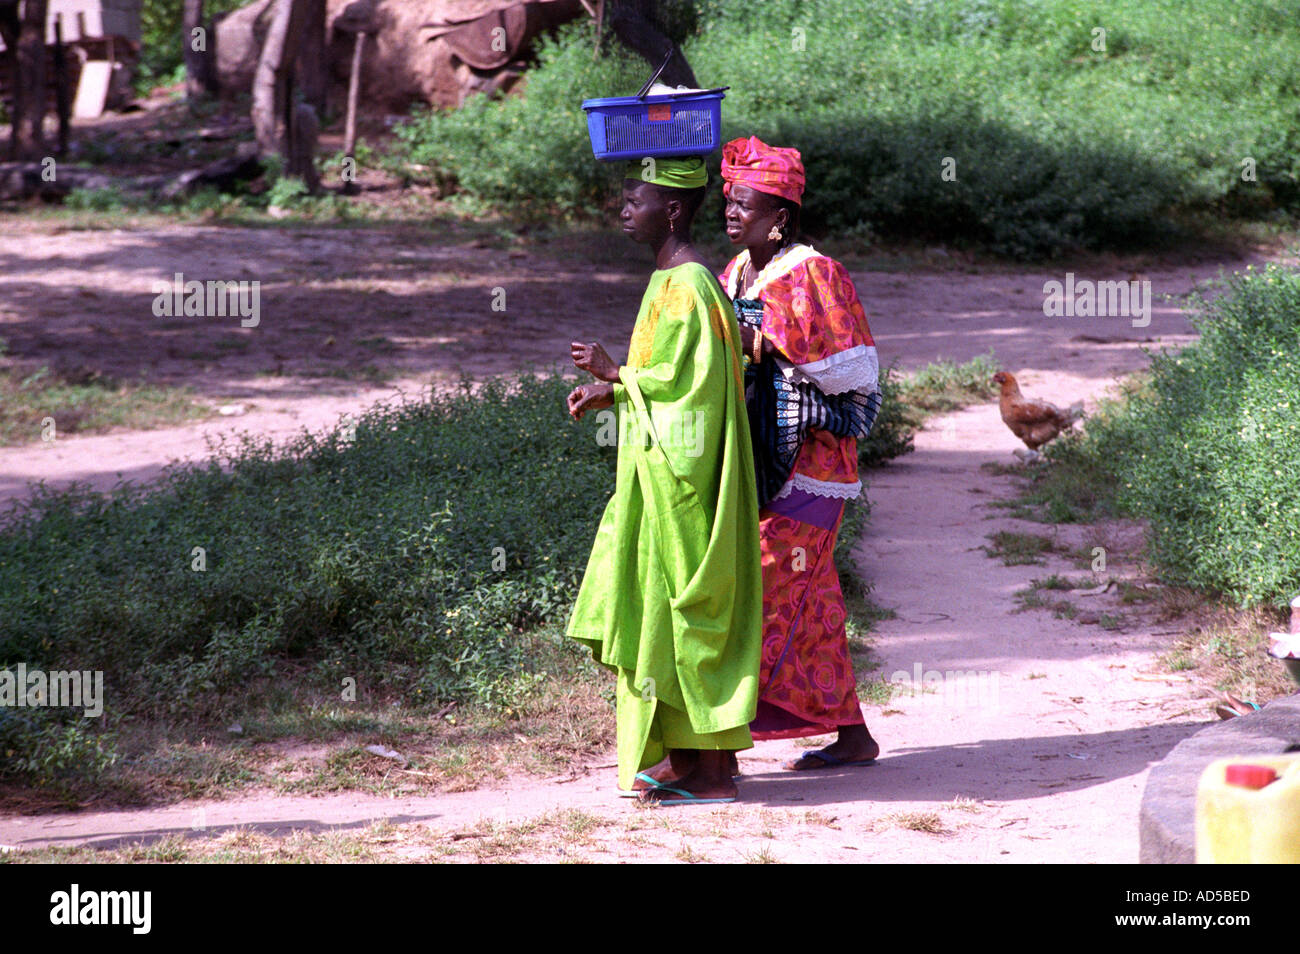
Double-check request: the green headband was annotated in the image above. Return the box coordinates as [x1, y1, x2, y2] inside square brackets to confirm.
[624, 156, 708, 190]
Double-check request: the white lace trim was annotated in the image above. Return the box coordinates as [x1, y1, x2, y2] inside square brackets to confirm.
[726, 243, 822, 300]
[771, 472, 863, 501]
[780, 344, 879, 396]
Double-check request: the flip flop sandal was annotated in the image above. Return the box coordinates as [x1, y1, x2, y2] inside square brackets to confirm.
[617, 771, 667, 797]
[639, 783, 736, 806]
[789, 749, 878, 770]
[1214, 700, 1261, 720]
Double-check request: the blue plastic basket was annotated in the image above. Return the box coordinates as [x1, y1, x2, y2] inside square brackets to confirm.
[581, 90, 725, 161]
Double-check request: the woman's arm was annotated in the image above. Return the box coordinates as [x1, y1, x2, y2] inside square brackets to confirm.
[761, 257, 877, 394]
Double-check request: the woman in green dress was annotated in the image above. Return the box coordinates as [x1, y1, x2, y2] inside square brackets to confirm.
[566, 157, 763, 805]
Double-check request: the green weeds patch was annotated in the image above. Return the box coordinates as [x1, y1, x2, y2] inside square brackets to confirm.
[984, 531, 1056, 565]
[0, 366, 914, 796]
[0, 375, 609, 789]
[0, 363, 205, 445]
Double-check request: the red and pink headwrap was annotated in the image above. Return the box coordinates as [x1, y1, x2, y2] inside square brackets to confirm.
[720, 136, 806, 205]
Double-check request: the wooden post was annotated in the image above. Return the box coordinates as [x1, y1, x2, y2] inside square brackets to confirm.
[342, 31, 364, 156]
[340, 29, 366, 195]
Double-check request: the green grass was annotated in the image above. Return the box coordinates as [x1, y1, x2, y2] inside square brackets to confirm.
[983, 530, 1056, 565]
[858, 675, 904, 706]
[0, 375, 616, 792]
[0, 363, 207, 445]
[1013, 587, 1077, 619]
[896, 351, 1000, 415]
[1118, 582, 1157, 604]
[1025, 574, 1078, 591]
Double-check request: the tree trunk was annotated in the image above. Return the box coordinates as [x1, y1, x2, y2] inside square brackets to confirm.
[295, 0, 327, 113]
[250, 0, 305, 155]
[286, 101, 319, 193]
[1, 5, 21, 159]
[10, 0, 49, 159]
[184, 0, 219, 98]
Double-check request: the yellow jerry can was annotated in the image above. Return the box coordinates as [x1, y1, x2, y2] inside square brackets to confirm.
[1195, 755, 1300, 863]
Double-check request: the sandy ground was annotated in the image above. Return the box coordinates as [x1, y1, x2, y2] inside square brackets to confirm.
[0, 225, 1281, 861]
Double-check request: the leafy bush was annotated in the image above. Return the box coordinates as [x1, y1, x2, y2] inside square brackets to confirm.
[1, 369, 916, 786]
[137, 0, 247, 95]
[0, 709, 118, 786]
[0, 377, 604, 781]
[1110, 266, 1300, 606]
[1046, 265, 1300, 606]
[393, 0, 1300, 257]
[395, 33, 643, 218]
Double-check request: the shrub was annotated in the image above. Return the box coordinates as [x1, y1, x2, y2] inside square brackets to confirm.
[393, 0, 1300, 257]
[1048, 265, 1300, 607]
[0, 376, 610, 781]
[0, 369, 916, 786]
[1110, 266, 1300, 606]
[859, 364, 915, 468]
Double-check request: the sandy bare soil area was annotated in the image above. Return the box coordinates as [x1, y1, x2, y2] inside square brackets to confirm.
[0, 223, 1284, 861]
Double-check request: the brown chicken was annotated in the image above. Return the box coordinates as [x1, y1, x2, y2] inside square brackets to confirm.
[992, 371, 1084, 459]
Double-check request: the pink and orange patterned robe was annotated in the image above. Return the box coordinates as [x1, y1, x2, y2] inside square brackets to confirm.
[720, 245, 880, 738]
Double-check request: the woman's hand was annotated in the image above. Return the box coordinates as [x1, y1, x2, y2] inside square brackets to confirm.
[567, 382, 615, 421]
[738, 325, 775, 361]
[570, 341, 620, 382]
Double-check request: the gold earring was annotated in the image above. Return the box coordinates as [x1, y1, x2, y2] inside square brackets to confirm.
[767, 225, 782, 242]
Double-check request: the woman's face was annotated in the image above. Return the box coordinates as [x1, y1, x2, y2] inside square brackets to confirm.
[620, 180, 671, 245]
[724, 183, 785, 247]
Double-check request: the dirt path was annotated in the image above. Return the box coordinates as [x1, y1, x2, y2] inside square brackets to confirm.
[0, 226, 1223, 507]
[0, 224, 639, 509]
[0, 230, 1281, 861]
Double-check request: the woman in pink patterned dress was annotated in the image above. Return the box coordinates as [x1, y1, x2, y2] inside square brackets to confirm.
[720, 136, 882, 770]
